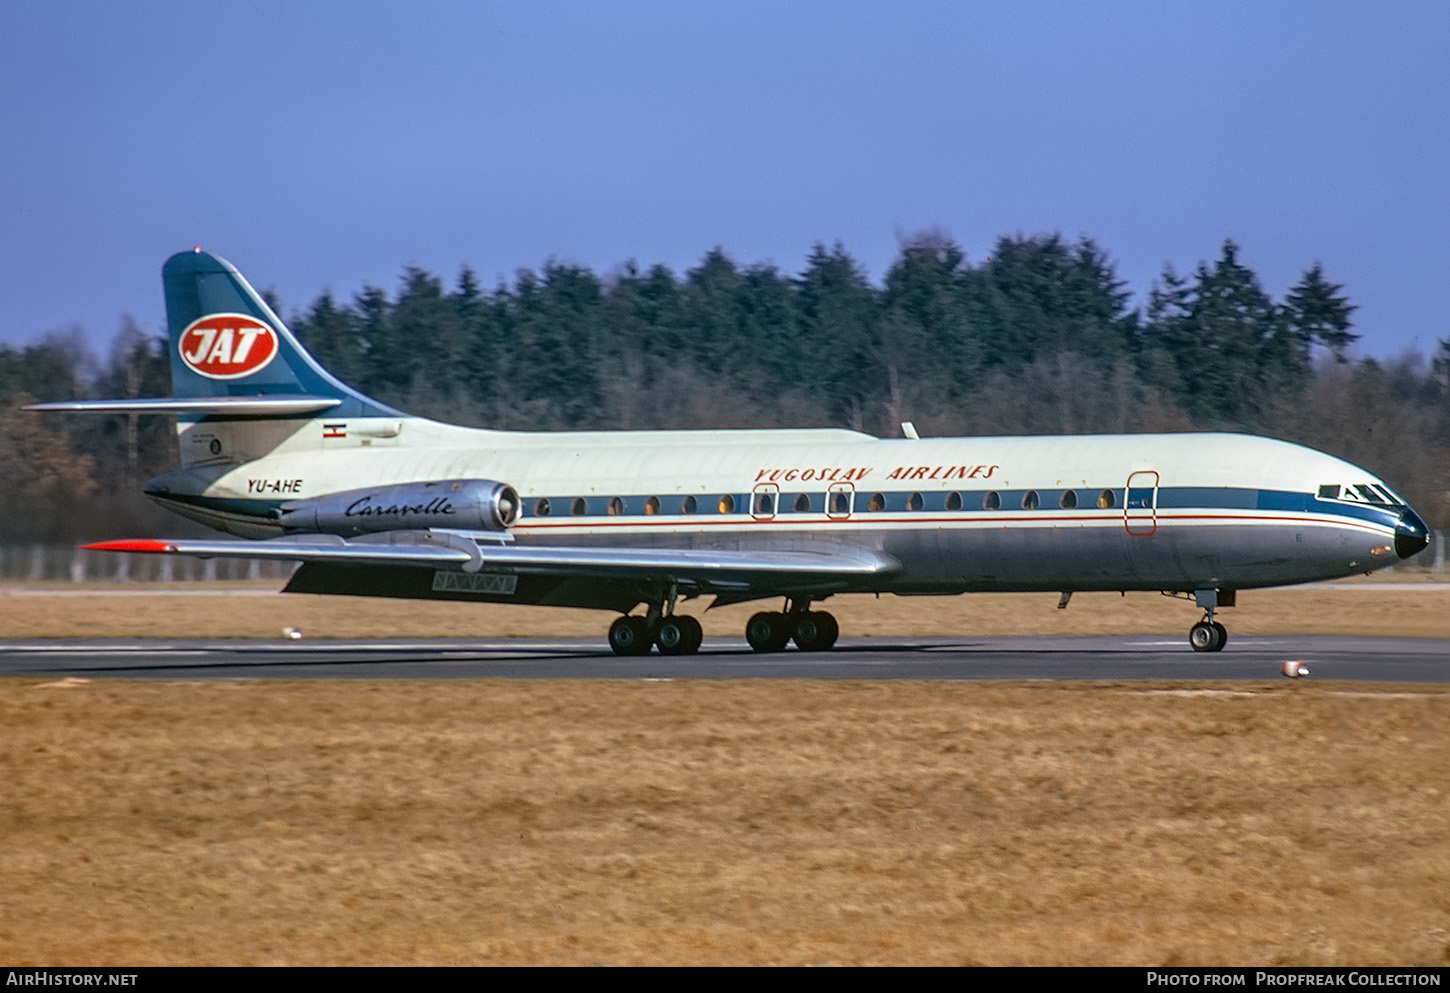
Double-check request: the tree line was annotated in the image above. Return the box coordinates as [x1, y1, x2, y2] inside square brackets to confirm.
[4, 232, 1448, 541]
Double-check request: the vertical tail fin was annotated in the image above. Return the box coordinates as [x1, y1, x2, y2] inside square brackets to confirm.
[26, 250, 403, 473]
[162, 249, 395, 417]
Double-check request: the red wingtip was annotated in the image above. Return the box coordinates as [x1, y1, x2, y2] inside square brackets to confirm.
[81, 539, 175, 554]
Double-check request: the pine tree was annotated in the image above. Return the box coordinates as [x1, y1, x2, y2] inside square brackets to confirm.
[794, 243, 876, 424]
[1154, 241, 1280, 424]
[1283, 263, 1358, 363]
[879, 231, 981, 426]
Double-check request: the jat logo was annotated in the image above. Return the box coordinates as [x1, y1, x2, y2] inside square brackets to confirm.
[179, 314, 279, 380]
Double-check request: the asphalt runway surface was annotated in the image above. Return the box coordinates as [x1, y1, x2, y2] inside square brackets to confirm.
[0, 634, 1446, 681]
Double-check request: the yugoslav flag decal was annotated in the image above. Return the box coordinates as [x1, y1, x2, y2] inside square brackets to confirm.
[179, 313, 279, 380]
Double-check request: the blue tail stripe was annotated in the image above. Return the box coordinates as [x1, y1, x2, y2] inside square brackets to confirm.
[163, 250, 399, 418]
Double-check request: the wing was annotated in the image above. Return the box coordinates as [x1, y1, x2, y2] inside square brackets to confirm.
[82, 532, 900, 610]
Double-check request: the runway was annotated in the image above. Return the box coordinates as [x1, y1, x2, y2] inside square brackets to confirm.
[1, 634, 1446, 681]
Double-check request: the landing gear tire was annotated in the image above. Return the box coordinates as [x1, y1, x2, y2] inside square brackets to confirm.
[1189, 620, 1225, 653]
[745, 611, 791, 653]
[792, 611, 839, 652]
[656, 615, 703, 655]
[609, 615, 653, 656]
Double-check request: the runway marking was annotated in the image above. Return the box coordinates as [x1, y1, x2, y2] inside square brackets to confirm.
[32, 677, 92, 689]
[1, 644, 212, 655]
[1126, 639, 1299, 648]
[0, 641, 589, 654]
[1130, 689, 1264, 697]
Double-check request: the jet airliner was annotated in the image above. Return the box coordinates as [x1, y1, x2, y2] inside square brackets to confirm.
[28, 250, 1431, 654]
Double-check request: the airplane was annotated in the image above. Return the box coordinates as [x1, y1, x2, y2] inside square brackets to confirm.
[27, 249, 1431, 655]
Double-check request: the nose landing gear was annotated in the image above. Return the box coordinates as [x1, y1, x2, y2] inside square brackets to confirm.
[1189, 616, 1228, 652]
[1185, 588, 1233, 652]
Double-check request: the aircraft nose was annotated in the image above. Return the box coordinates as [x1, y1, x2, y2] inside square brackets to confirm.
[1394, 507, 1430, 560]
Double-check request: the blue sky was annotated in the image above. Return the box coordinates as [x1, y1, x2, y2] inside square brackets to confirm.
[2, 1, 1447, 360]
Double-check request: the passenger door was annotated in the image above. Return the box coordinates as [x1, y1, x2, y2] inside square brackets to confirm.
[1124, 471, 1159, 536]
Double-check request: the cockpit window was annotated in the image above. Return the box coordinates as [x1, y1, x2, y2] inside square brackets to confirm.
[1320, 483, 1401, 506]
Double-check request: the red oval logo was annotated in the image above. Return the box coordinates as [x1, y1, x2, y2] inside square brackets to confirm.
[179, 313, 279, 380]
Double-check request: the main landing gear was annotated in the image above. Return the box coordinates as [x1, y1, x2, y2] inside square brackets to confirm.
[608, 613, 703, 656]
[745, 606, 839, 653]
[606, 597, 839, 656]
[607, 581, 705, 656]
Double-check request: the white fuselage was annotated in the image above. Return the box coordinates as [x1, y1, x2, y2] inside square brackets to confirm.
[158, 416, 1409, 596]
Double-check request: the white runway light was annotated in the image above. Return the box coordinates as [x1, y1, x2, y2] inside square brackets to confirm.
[1281, 660, 1310, 678]
[283, 627, 303, 640]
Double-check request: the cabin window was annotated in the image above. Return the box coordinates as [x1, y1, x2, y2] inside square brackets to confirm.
[830, 490, 851, 515]
[868, 492, 886, 512]
[644, 496, 660, 515]
[534, 498, 551, 517]
[718, 494, 736, 514]
[1059, 489, 1077, 510]
[1022, 490, 1040, 510]
[983, 491, 1001, 511]
[571, 497, 587, 516]
[1097, 489, 1115, 509]
[753, 491, 774, 515]
[793, 493, 811, 513]
[608, 497, 625, 516]
[945, 491, 962, 511]
[681, 495, 698, 514]
[907, 492, 924, 511]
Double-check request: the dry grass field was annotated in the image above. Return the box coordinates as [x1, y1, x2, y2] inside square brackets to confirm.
[1, 574, 1447, 641]
[1, 580, 1447, 966]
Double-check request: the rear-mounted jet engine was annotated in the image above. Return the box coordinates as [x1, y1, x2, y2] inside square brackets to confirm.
[279, 479, 518, 536]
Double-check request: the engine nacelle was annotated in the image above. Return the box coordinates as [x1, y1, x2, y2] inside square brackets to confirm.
[279, 479, 518, 536]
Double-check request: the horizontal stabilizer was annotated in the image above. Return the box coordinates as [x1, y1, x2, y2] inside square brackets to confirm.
[25, 395, 343, 417]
